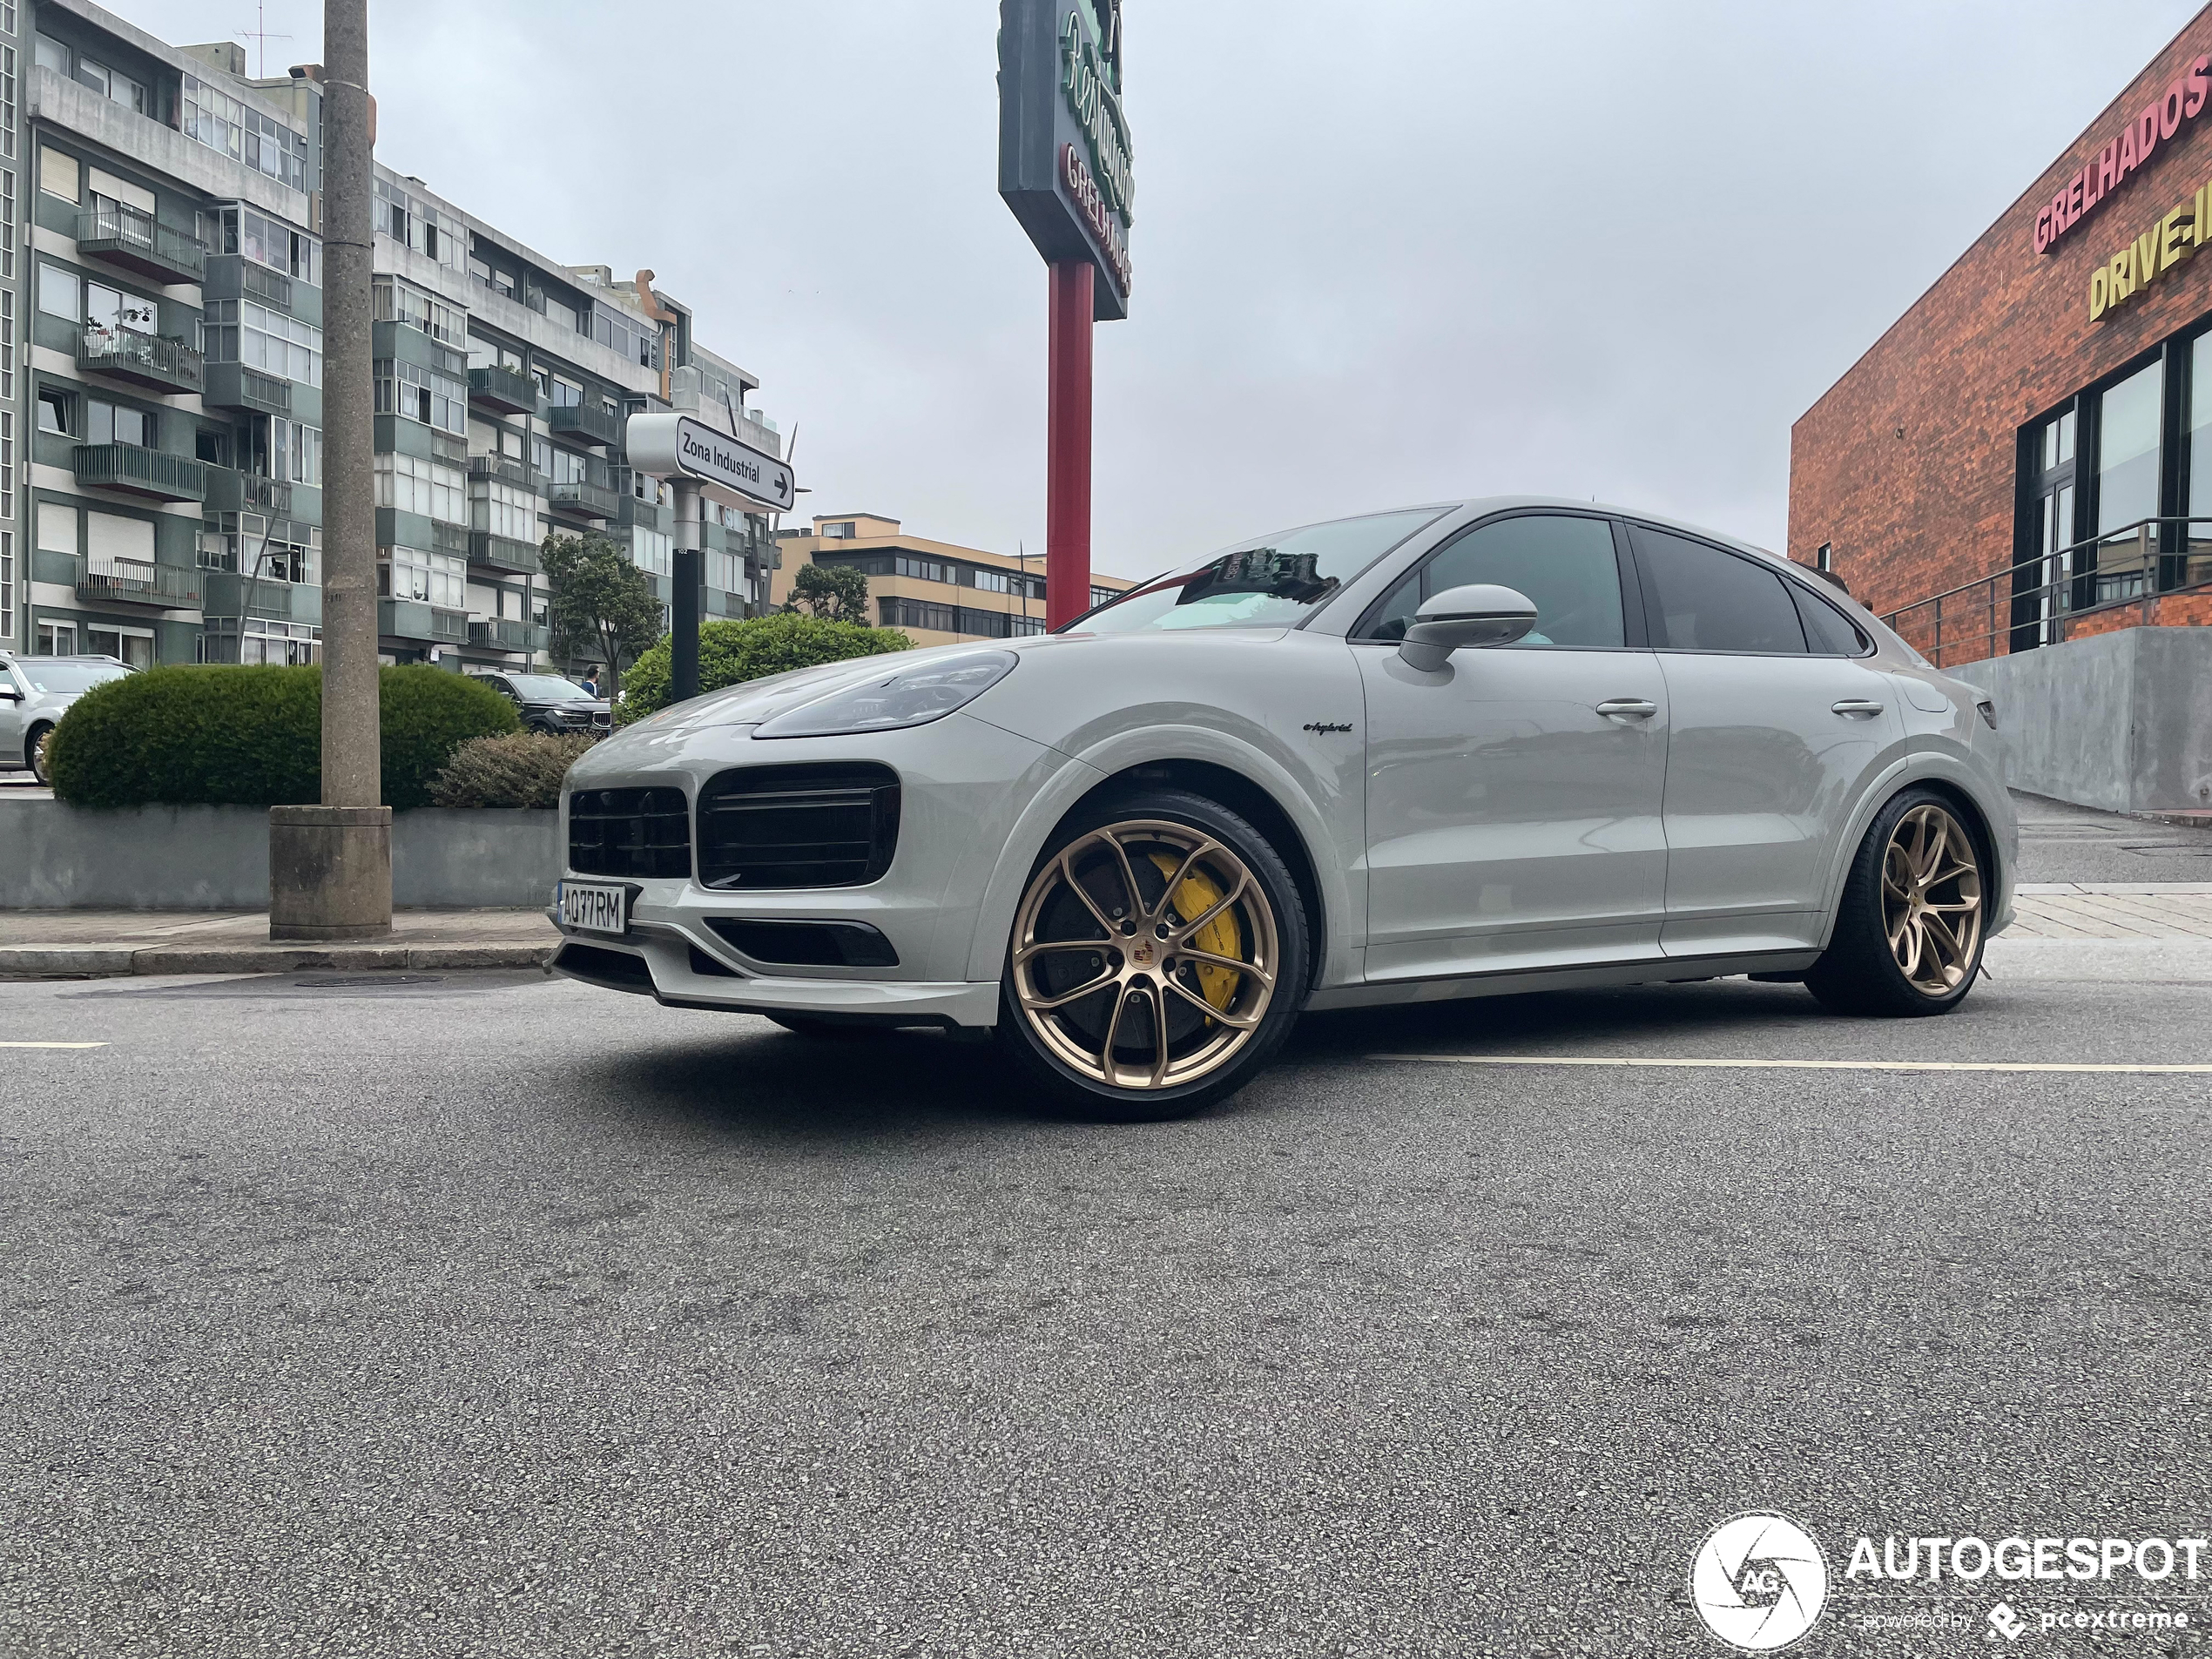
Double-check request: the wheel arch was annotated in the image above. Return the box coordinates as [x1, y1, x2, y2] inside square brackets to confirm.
[1814, 755, 2011, 947]
[960, 726, 1349, 995]
[1064, 758, 1328, 996]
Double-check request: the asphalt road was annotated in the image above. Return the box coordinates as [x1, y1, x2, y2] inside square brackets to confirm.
[3, 948, 2208, 1657]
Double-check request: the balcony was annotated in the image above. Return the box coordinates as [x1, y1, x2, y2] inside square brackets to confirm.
[468, 532, 541, 576]
[378, 598, 469, 644]
[200, 570, 320, 624]
[548, 478, 619, 523]
[469, 617, 548, 653]
[469, 364, 540, 416]
[548, 401, 623, 449]
[203, 362, 291, 416]
[78, 325, 204, 395]
[77, 202, 205, 285]
[72, 443, 207, 502]
[431, 520, 469, 559]
[468, 454, 539, 493]
[204, 469, 293, 516]
[75, 556, 201, 610]
[617, 491, 668, 530]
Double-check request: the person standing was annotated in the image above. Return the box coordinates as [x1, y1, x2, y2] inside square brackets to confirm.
[580, 667, 602, 698]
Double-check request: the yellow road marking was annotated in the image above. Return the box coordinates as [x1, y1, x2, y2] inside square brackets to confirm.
[1378, 1055, 2212, 1074]
[0, 1041, 106, 1049]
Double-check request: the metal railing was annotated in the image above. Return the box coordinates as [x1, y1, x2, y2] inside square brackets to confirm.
[76, 200, 205, 280]
[1880, 515, 2212, 668]
[467, 454, 539, 492]
[548, 401, 623, 448]
[71, 442, 207, 501]
[78, 324, 205, 394]
[76, 556, 200, 608]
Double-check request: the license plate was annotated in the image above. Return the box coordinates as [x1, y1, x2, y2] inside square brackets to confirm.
[559, 880, 630, 935]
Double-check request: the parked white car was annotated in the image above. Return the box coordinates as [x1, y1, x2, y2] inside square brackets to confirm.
[551, 500, 2016, 1119]
[0, 654, 133, 786]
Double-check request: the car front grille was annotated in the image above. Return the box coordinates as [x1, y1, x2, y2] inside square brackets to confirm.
[568, 786, 691, 879]
[696, 764, 900, 890]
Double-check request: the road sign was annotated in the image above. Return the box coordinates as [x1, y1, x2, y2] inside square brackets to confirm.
[624, 413, 796, 514]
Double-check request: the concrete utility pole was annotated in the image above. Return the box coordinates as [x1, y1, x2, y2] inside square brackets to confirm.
[270, 0, 390, 940]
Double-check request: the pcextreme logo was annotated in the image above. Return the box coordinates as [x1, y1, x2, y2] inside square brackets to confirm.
[1689, 1512, 1830, 1652]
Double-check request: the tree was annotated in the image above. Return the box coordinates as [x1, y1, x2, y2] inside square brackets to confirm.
[617, 613, 912, 725]
[541, 531, 664, 698]
[790, 561, 873, 624]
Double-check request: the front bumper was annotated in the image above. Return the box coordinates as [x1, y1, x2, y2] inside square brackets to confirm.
[548, 710, 1067, 1028]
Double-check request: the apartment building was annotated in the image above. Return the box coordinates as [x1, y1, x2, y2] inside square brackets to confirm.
[773, 513, 1133, 647]
[9, 0, 781, 671]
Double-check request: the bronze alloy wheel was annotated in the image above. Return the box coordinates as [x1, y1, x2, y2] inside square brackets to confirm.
[1009, 818, 1280, 1092]
[1881, 802, 1985, 996]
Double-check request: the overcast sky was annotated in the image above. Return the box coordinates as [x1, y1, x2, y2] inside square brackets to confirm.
[122, 0, 2209, 577]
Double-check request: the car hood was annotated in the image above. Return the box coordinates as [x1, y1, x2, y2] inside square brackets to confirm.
[624, 639, 1028, 735]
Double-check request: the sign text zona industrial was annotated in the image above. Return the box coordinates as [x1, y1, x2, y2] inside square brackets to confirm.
[624, 412, 797, 514]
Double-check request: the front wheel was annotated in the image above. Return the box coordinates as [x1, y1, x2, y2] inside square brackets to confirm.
[1806, 788, 1988, 1017]
[995, 788, 1310, 1122]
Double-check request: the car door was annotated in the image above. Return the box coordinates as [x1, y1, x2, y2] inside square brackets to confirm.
[1625, 523, 1902, 957]
[1354, 511, 1671, 981]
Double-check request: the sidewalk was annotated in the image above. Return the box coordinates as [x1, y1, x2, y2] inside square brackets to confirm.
[0, 908, 558, 976]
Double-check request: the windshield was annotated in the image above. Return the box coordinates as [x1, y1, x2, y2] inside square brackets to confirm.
[506, 675, 595, 700]
[17, 662, 128, 693]
[1073, 508, 1448, 633]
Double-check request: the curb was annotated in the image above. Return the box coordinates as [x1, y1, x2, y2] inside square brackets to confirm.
[0, 941, 556, 977]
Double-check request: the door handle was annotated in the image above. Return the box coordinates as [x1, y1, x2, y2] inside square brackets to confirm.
[1831, 698, 1885, 718]
[1595, 698, 1657, 720]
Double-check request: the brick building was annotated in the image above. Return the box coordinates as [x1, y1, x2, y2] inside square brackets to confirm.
[1791, 6, 2212, 668]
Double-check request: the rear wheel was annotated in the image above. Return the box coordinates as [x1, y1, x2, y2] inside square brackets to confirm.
[996, 788, 1309, 1121]
[26, 724, 53, 787]
[1806, 788, 1987, 1017]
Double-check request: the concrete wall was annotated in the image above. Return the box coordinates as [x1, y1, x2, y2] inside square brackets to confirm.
[0, 803, 560, 909]
[1953, 626, 2212, 813]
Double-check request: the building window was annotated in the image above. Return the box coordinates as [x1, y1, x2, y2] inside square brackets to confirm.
[182, 74, 307, 192]
[1089, 585, 1116, 609]
[36, 143, 74, 202]
[258, 416, 320, 486]
[471, 478, 537, 543]
[36, 620, 74, 654]
[374, 176, 466, 273]
[78, 57, 145, 115]
[84, 625, 151, 667]
[547, 374, 582, 409]
[379, 544, 465, 608]
[375, 452, 465, 525]
[84, 398, 149, 448]
[205, 300, 322, 385]
[36, 259, 73, 320]
[373, 273, 465, 347]
[36, 385, 68, 434]
[2094, 359, 2162, 602]
[631, 527, 671, 577]
[212, 205, 319, 285]
[894, 555, 950, 583]
[821, 520, 857, 540]
[374, 357, 463, 434]
[0, 523, 10, 636]
[2, 46, 16, 163]
[32, 32, 62, 74]
[706, 548, 742, 592]
[199, 514, 319, 584]
[199, 617, 318, 665]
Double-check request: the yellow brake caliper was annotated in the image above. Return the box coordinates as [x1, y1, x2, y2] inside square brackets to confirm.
[1148, 852, 1242, 1014]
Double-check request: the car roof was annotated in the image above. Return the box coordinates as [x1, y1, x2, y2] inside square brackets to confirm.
[1415, 496, 1785, 567]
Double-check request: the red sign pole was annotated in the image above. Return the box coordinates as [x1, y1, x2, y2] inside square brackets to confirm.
[1046, 260, 1094, 630]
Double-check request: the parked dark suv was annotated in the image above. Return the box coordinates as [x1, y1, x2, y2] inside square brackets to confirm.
[468, 672, 612, 736]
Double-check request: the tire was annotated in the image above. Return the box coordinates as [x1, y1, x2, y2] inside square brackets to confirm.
[1805, 786, 1989, 1018]
[26, 724, 52, 787]
[995, 786, 1311, 1122]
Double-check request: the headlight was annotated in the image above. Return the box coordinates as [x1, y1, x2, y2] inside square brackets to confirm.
[752, 651, 1017, 739]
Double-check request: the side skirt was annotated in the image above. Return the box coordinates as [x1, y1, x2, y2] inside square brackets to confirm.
[1302, 948, 1824, 1012]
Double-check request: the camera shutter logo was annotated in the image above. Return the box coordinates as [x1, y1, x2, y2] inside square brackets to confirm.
[1689, 1512, 1829, 1651]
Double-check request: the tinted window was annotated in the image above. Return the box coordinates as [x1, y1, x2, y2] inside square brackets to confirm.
[1632, 527, 1807, 653]
[17, 662, 128, 693]
[507, 675, 592, 699]
[1789, 583, 1871, 656]
[1367, 514, 1625, 648]
[1077, 509, 1447, 633]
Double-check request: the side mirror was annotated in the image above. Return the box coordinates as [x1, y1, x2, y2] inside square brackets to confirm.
[1398, 583, 1539, 671]
[0, 685, 19, 701]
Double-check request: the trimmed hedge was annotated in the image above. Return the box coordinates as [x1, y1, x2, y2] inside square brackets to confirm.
[429, 730, 596, 809]
[47, 664, 520, 810]
[617, 612, 913, 725]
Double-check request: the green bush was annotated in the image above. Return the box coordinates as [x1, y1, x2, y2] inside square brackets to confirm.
[617, 612, 912, 725]
[428, 731, 596, 809]
[48, 664, 519, 810]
